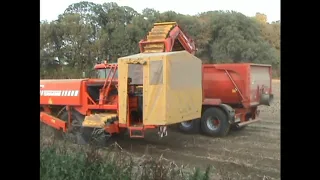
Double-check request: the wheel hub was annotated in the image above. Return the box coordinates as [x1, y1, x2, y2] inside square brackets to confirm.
[206, 116, 220, 131]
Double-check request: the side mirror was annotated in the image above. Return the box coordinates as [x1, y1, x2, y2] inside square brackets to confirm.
[82, 72, 86, 78]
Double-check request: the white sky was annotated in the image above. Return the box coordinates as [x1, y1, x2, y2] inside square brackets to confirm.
[40, 0, 280, 23]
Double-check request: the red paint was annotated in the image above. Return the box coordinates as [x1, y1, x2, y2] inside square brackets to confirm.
[40, 112, 67, 132]
[40, 79, 83, 106]
[202, 63, 272, 108]
[139, 24, 196, 55]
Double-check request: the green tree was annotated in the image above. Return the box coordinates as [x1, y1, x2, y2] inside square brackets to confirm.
[206, 11, 279, 65]
[40, 3, 280, 79]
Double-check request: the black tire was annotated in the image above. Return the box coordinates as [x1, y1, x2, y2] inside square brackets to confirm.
[60, 110, 111, 146]
[60, 110, 84, 133]
[178, 119, 200, 134]
[200, 107, 230, 137]
[79, 127, 111, 147]
[59, 110, 85, 143]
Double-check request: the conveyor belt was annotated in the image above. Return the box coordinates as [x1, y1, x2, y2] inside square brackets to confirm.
[143, 22, 177, 53]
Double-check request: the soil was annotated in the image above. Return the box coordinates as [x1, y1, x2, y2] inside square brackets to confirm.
[114, 80, 281, 180]
[41, 80, 281, 180]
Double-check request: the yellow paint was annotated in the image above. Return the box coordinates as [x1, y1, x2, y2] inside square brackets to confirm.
[153, 22, 177, 26]
[125, 59, 146, 65]
[143, 22, 177, 53]
[82, 113, 117, 128]
[48, 98, 53, 104]
[118, 51, 202, 125]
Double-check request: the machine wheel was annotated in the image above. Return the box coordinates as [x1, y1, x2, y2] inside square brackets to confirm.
[80, 127, 111, 147]
[178, 119, 200, 133]
[59, 110, 85, 143]
[60, 110, 111, 146]
[200, 107, 230, 137]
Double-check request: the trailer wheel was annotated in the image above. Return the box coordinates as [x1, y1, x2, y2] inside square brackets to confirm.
[178, 119, 200, 133]
[200, 107, 230, 137]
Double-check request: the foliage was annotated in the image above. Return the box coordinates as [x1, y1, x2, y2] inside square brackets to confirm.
[40, 1, 280, 78]
[40, 135, 213, 180]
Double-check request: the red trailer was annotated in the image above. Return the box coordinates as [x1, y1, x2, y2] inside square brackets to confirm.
[137, 22, 274, 137]
[178, 63, 274, 136]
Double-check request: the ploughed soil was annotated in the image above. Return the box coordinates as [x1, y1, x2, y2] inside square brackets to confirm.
[41, 80, 281, 180]
[114, 80, 281, 180]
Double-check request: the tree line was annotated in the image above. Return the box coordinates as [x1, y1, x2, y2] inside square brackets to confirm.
[40, 1, 280, 78]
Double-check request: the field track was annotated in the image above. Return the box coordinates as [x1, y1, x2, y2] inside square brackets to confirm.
[115, 80, 281, 180]
[41, 80, 281, 180]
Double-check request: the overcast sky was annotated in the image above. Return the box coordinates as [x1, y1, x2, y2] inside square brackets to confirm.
[40, 0, 280, 23]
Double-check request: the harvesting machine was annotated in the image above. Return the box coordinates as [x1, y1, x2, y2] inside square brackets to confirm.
[40, 22, 274, 144]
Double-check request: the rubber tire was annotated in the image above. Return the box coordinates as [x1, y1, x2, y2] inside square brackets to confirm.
[59, 110, 89, 144]
[61, 111, 111, 146]
[178, 119, 200, 134]
[200, 107, 230, 137]
[60, 110, 85, 132]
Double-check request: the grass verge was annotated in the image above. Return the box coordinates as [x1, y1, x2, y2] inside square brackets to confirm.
[40, 128, 213, 180]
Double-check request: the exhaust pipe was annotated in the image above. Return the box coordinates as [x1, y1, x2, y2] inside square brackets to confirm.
[260, 93, 274, 106]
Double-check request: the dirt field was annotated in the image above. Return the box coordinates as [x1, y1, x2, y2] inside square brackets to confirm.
[114, 80, 281, 180]
[41, 80, 280, 179]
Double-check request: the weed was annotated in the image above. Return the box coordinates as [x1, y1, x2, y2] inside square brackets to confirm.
[40, 135, 213, 180]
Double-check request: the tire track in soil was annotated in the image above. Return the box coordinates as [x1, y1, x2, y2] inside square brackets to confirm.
[247, 124, 280, 131]
[257, 121, 280, 126]
[115, 128, 280, 178]
[115, 124, 281, 179]
[117, 136, 280, 179]
[113, 82, 280, 179]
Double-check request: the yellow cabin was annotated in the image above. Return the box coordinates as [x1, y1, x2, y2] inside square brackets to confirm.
[118, 51, 202, 125]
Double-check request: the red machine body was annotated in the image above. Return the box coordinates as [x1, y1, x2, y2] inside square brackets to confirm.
[40, 79, 83, 106]
[202, 64, 272, 108]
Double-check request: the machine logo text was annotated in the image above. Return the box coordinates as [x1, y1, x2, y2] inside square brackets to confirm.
[40, 90, 79, 97]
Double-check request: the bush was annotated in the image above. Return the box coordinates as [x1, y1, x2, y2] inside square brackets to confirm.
[40, 137, 213, 180]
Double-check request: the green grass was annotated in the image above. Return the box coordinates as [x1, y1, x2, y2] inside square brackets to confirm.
[40, 132, 213, 180]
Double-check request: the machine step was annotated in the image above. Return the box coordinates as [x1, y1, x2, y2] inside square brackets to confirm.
[128, 126, 144, 138]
